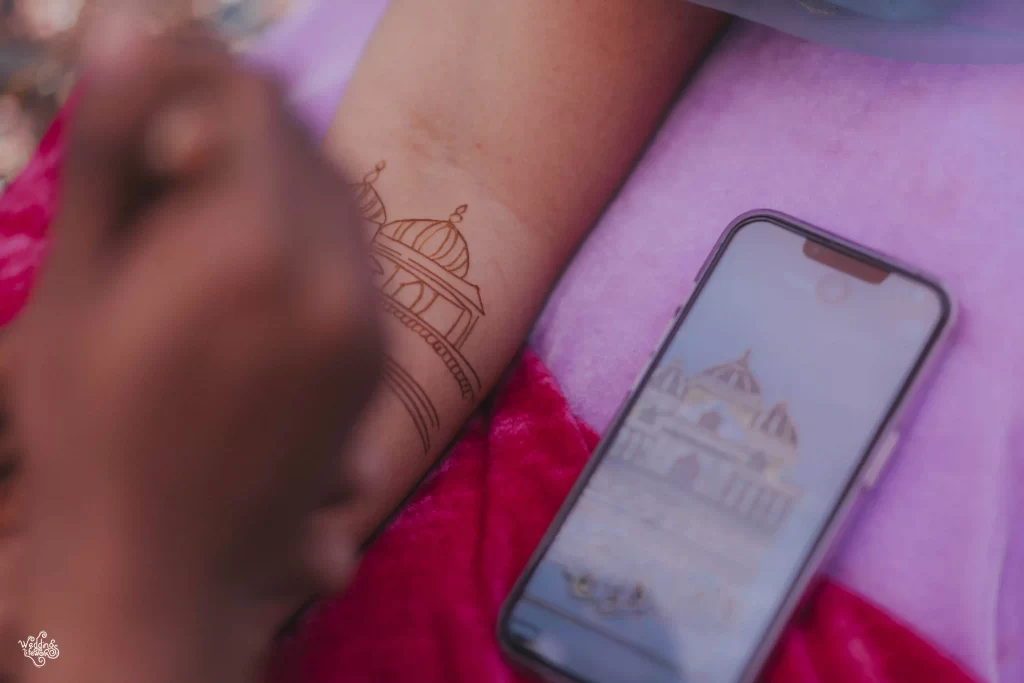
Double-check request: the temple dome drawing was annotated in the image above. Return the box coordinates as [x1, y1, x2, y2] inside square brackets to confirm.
[753, 401, 798, 448]
[611, 348, 803, 538]
[355, 162, 388, 226]
[378, 206, 471, 278]
[351, 161, 486, 453]
[649, 358, 687, 399]
[695, 349, 762, 406]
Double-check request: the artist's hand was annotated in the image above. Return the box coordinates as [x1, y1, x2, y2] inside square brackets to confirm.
[6, 26, 382, 665]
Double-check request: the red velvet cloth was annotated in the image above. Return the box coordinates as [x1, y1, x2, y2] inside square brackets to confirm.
[265, 351, 980, 683]
[0, 109, 66, 328]
[1, 110, 982, 683]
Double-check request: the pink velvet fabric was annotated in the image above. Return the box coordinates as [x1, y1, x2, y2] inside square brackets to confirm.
[239, 6, 1023, 679]
[2, 104, 983, 683]
[0, 104, 982, 683]
[528, 30, 1024, 683]
[263, 349, 978, 683]
[0, 114, 64, 326]
[8, 7, 1023, 676]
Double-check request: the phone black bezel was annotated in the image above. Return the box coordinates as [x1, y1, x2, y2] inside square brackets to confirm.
[497, 211, 954, 683]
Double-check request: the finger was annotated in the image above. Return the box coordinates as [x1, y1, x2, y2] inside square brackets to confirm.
[55, 15, 234, 262]
[75, 12, 233, 156]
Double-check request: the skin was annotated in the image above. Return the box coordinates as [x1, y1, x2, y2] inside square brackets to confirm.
[328, 0, 727, 545]
[8, 1, 728, 682]
[10, 29, 381, 683]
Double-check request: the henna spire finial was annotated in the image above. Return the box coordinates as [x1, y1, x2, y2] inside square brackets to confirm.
[449, 204, 468, 224]
[364, 160, 386, 185]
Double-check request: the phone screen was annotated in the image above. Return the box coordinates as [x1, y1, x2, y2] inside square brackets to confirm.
[502, 219, 949, 683]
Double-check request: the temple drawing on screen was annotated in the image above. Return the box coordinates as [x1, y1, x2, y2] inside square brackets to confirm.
[541, 350, 806, 628]
[353, 163, 485, 452]
[611, 350, 803, 538]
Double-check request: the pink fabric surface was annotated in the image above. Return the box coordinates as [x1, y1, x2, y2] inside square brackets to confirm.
[0, 126, 981, 683]
[250, 5, 1020, 680]
[265, 350, 978, 683]
[529, 28, 1024, 683]
[14, 2, 1009, 679]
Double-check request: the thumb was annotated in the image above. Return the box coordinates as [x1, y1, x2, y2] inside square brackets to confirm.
[54, 14, 231, 265]
[57, 12, 155, 257]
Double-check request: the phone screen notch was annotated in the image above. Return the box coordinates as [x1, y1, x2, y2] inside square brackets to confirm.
[803, 239, 890, 284]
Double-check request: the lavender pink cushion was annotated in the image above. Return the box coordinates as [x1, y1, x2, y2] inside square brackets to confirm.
[217, 4, 1023, 680]
[0, 107, 980, 683]
[530, 27, 1024, 683]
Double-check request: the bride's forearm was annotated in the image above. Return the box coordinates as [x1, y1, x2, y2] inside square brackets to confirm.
[325, 0, 726, 543]
[320, 157, 549, 543]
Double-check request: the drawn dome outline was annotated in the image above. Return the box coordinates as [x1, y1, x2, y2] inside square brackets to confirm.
[378, 204, 471, 278]
[697, 349, 762, 399]
[649, 358, 687, 399]
[355, 162, 388, 225]
[752, 400, 799, 448]
[351, 161, 487, 456]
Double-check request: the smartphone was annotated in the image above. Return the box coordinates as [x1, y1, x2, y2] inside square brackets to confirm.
[498, 211, 956, 683]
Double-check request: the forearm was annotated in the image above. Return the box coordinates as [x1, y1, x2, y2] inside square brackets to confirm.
[326, 0, 726, 542]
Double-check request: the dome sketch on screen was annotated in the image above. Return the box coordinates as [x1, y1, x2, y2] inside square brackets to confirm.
[546, 350, 805, 630]
[613, 350, 802, 538]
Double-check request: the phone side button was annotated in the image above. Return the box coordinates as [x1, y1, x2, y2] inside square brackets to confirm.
[862, 431, 900, 489]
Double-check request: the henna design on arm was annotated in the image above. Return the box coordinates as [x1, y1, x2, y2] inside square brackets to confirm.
[353, 162, 485, 452]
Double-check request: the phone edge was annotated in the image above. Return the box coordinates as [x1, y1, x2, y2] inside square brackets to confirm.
[497, 209, 959, 683]
[733, 211, 957, 683]
[495, 211, 752, 683]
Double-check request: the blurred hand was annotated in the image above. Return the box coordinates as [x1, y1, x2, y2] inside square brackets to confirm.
[6, 21, 383, 648]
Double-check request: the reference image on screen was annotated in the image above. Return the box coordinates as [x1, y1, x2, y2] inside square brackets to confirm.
[504, 220, 947, 683]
